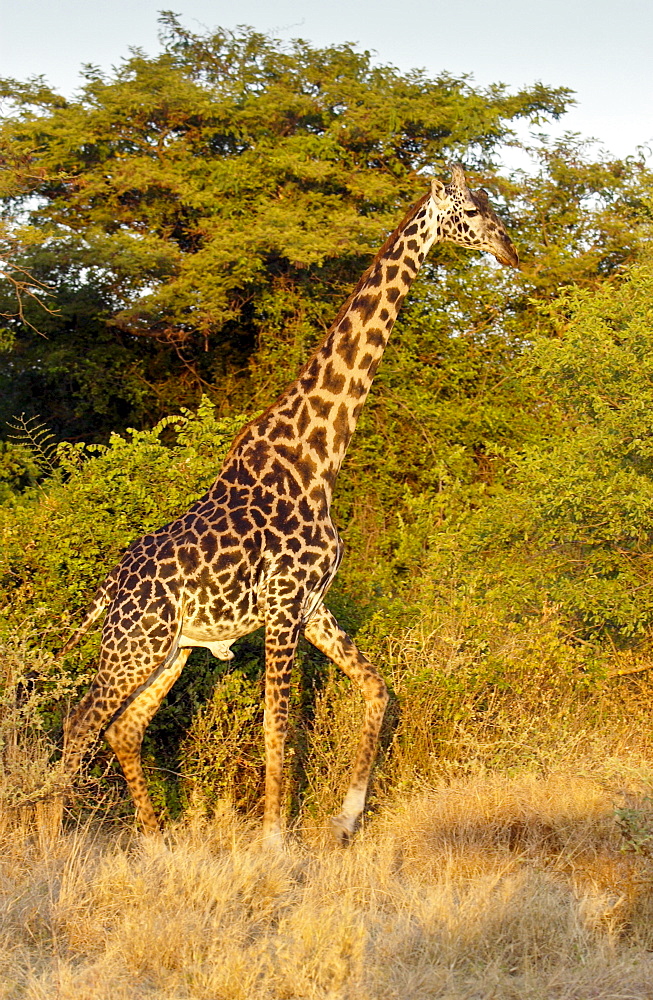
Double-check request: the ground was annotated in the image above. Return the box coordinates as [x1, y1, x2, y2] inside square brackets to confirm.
[4, 755, 653, 1000]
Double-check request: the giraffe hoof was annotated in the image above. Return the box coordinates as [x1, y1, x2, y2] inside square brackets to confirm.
[262, 825, 285, 852]
[329, 814, 355, 845]
[137, 811, 162, 835]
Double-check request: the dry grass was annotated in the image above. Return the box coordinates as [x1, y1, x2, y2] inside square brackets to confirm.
[5, 622, 653, 997]
[4, 759, 653, 999]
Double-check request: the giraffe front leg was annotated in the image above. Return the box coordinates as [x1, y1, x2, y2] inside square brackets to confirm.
[303, 603, 388, 843]
[262, 609, 301, 848]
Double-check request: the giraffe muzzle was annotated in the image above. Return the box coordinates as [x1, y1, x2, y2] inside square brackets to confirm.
[494, 240, 520, 269]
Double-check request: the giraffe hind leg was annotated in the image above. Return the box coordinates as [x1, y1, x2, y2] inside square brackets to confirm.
[63, 679, 123, 779]
[303, 603, 388, 843]
[63, 648, 190, 831]
[104, 649, 191, 832]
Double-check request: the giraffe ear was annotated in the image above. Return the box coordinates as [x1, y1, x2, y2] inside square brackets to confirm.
[431, 177, 446, 201]
[475, 188, 490, 206]
[450, 164, 467, 189]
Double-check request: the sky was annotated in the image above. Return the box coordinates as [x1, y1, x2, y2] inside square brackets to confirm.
[1, 0, 652, 163]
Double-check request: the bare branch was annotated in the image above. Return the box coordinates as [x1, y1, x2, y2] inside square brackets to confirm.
[0, 225, 58, 337]
[607, 661, 653, 679]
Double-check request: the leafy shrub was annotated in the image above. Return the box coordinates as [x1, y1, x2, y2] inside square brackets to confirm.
[0, 397, 247, 637]
[0, 441, 40, 502]
[418, 256, 653, 644]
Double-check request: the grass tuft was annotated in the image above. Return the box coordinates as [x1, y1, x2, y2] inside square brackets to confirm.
[3, 763, 653, 998]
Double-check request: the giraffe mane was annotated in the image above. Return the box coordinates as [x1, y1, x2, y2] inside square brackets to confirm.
[327, 190, 431, 333]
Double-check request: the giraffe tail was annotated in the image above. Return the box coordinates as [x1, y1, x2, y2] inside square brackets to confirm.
[58, 567, 119, 657]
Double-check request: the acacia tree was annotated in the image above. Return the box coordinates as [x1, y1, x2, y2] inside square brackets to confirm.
[0, 14, 572, 437]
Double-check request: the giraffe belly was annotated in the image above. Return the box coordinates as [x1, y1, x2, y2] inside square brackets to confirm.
[179, 614, 263, 661]
[179, 632, 236, 661]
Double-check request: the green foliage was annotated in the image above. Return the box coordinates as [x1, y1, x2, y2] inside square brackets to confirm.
[425, 256, 653, 642]
[0, 397, 247, 635]
[0, 442, 40, 501]
[0, 17, 574, 436]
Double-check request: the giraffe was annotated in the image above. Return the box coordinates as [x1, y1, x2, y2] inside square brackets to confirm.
[60, 166, 518, 845]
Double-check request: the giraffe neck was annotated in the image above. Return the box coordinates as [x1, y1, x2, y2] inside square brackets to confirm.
[230, 188, 444, 505]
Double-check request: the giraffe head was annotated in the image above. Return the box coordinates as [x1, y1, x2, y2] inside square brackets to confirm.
[431, 165, 519, 268]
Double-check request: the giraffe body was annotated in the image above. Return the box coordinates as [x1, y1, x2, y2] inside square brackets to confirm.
[62, 167, 518, 842]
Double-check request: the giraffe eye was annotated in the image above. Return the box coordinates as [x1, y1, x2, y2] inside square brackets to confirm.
[465, 209, 479, 217]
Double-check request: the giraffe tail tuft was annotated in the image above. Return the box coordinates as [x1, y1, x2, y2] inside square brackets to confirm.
[58, 567, 119, 657]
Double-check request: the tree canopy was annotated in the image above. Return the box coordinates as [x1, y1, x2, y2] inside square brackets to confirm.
[0, 15, 577, 436]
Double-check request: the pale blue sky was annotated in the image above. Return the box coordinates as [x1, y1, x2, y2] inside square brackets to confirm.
[1, 0, 651, 161]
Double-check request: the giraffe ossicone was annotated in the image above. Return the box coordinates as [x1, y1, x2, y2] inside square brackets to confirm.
[60, 166, 518, 844]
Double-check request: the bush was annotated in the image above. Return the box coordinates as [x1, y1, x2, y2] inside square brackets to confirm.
[0, 397, 247, 638]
